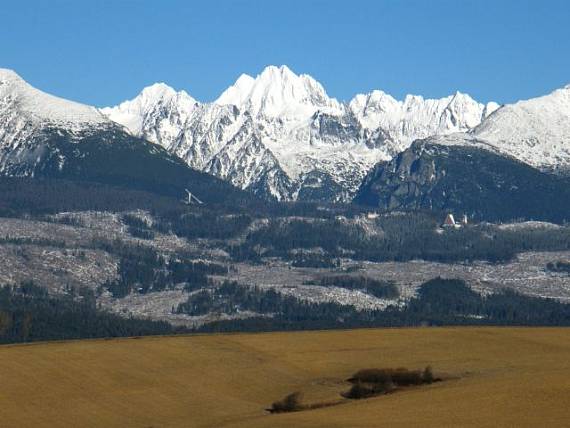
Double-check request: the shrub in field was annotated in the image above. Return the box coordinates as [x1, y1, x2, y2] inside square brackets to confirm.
[350, 368, 423, 386]
[345, 366, 437, 399]
[343, 380, 395, 399]
[422, 366, 434, 384]
[269, 392, 304, 413]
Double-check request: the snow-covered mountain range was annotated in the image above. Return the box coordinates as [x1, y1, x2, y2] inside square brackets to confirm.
[102, 65, 500, 201]
[354, 83, 570, 217]
[2, 65, 568, 204]
[0, 67, 245, 203]
[422, 84, 570, 173]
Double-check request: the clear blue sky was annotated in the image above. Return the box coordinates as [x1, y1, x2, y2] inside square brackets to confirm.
[1, 0, 569, 106]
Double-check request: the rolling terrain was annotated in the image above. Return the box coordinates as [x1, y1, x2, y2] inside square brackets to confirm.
[0, 327, 568, 427]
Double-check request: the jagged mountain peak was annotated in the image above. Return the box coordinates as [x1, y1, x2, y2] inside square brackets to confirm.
[100, 82, 197, 136]
[0, 69, 246, 204]
[349, 90, 399, 115]
[447, 91, 500, 117]
[348, 87, 494, 146]
[215, 64, 342, 117]
[139, 82, 177, 99]
[107, 82, 197, 112]
[0, 67, 107, 127]
[141, 82, 196, 104]
[351, 88, 486, 111]
[447, 90, 476, 105]
[215, 73, 256, 107]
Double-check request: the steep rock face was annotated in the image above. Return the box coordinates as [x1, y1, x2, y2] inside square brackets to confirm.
[0, 68, 247, 204]
[354, 83, 570, 220]
[103, 65, 494, 201]
[354, 136, 570, 222]
[205, 118, 295, 199]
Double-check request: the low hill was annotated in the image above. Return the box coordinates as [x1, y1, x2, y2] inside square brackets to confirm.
[0, 327, 568, 427]
[354, 138, 570, 222]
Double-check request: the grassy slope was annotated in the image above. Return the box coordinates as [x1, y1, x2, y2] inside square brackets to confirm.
[0, 327, 569, 427]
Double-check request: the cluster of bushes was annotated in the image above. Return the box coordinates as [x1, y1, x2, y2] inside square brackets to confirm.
[307, 275, 399, 299]
[269, 367, 437, 414]
[152, 210, 252, 240]
[97, 240, 228, 298]
[291, 253, 341, 268]
[46, 215, 85, 227]
[546, 261, 570, 274]
[127, 227, 155, 240]
[269, 392, 304, 413]
[121, 214, 155, 240]
[122, 210, 253, 241]
[101, 244, 166, 297]
[177, 281, 362, 321]
[344, 367, 436, 399]
[269, 392, 337, 414]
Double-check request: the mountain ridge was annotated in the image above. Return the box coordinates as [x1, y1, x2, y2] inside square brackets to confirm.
[0, 67, 249, 205]
[4, 65, 569, 208]
[354, 137, 570, 222]
[102, 65, 498, 201]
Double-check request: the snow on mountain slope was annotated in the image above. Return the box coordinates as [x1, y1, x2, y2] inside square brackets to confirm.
[0, 68, 107, 128]
[100, 83, 198, 148]
[471, 85, 570, 172]
[3, 65, 566, 205]
[215, 65, 343, 118]
[0, 67, 247, 203]
[349, 90, 498, 153]
[102, 65, 496, 201]
[212, 65, 381, 195]
[0, 68, 112, 176]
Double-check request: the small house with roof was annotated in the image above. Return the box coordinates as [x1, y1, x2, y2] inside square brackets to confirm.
[443, 213, 456, 227]
[442, 213, 469, 228]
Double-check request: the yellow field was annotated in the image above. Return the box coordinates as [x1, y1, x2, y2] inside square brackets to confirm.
[0, 327, 569, 427]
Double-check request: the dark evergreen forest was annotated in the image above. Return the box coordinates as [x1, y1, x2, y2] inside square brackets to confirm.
[195, 278, 570, 332]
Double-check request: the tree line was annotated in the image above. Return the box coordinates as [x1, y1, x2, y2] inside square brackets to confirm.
[0, 281, 179, 343]
[197, 278, 570, 332]
[231, 214, 570, 264]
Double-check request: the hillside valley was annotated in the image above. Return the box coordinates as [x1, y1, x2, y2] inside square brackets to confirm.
[0, 178, 569, 337]
[0, 66, 569, 339]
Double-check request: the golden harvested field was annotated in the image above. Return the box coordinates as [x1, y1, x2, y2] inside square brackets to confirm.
[0, 327, 569, 427]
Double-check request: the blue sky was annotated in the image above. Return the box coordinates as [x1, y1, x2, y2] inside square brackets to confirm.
[1, 0, 569, 106]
